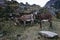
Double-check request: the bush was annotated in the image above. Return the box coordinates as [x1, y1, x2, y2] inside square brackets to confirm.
[0, 21, 16, 35]
[56, 12, 60, 19]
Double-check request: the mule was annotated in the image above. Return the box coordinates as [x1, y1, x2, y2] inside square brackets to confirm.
[18, 14, 34, 26]
[37, 13, 53, 30]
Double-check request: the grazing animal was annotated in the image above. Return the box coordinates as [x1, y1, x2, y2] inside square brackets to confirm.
[18, 14, 34, 26]
[37, 13, 53, 29]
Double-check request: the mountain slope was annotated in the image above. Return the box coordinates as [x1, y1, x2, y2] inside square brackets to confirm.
[45, 0, 60, 15]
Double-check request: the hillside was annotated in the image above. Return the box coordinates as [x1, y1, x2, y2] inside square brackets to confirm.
[19, 2, 41, 13]
[45, 0, 60, 15]
[0, 0, 41, 18]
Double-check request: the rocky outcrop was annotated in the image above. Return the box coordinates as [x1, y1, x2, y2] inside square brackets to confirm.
[45, 0, 59, 15]
[19, 2, 41, 13]
[45, 0, 57, 8]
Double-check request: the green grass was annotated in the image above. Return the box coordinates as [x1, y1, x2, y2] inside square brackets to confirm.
[0, 18, 60, 40]
[0, 20, 35, 40]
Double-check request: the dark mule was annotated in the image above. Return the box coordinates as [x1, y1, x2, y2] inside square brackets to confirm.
[37, 13, 53, 29]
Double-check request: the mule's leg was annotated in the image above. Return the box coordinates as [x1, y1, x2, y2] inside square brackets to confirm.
[31, 20, 33, 25]
[24, 21, 26, 26]
[40, 20, 42, 29]
[30, 20, 34, 26]
[49, 21, 53, 29]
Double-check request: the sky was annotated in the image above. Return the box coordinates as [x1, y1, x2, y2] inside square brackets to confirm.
[16, 0, 50, 7]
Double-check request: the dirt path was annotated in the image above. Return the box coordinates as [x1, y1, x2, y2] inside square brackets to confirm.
[21, 24, 40, 40]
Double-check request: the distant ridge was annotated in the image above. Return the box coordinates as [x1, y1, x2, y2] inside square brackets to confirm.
[44, 0, 59, 15]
